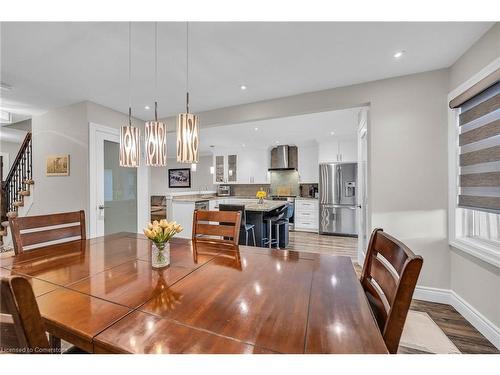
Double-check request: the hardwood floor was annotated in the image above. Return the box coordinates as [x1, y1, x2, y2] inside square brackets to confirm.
[287, 230, 499, 354]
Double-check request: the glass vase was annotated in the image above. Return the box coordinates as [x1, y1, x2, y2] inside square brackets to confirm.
[258, 197, 264, 204]
[152, 242, 170, 268]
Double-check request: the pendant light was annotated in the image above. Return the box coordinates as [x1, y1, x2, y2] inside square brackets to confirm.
[145, 22, 167, 166]
[120, 22, 140, 168]
[176, 22, 199, 164]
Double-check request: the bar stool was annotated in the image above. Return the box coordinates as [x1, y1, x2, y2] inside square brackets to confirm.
[263, 205, 287, 248]
[272, 203, 294, 249]
[219, 204, 256, 246]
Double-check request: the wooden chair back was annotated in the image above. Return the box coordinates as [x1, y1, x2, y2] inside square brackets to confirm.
[360, 228, 423, 354]
[9, 210, 86, 254]
[0, 276, 51, 353]
[192, 210, 241, 246]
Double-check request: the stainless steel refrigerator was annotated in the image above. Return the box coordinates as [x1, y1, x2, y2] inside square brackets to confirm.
[319, 163, 357, 236]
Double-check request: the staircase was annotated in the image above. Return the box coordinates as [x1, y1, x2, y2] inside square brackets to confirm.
[0, 132, 33, 252]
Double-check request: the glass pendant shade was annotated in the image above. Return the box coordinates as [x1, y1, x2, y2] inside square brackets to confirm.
[119, 125, 140, 167]
[176, 112, 199, 163]
[145, 120, 167, 166]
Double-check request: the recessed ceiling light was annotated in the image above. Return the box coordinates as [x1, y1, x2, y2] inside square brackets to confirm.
[330, 131, 335, 136]
[242, 143, 246, 147]
[254, 127, 259, 131]
[393, 50, 405, 59]
[240, 85, 247, 91]
[275, 141, 280, 144]
[144, 105, 150, 110]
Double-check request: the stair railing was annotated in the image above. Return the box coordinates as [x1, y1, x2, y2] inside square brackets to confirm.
[1, 132, 32, 219]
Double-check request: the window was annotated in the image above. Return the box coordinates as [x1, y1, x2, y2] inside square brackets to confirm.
[449, 68, 500, 267]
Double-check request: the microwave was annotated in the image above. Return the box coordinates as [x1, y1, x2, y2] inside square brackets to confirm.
[217, 185, 231, 196]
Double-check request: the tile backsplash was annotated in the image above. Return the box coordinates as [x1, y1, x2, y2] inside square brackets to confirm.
[230, 184, 270, 197]
[270, 170, 300, 196]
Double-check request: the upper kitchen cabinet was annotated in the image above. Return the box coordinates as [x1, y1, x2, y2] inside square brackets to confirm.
[215, 155, 225, 183]
[212, 149, 269, 184]
[238, 149, 269, 184]
[213, 153, 237, 184]
[318, 138, 357, 163]
[338, 139, 357, 162]
[298, 143, 319, 183]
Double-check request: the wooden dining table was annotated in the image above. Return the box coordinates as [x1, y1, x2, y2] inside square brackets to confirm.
[0, 232, 388, 354]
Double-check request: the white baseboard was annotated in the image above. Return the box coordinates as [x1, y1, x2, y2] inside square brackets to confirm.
[414, 285, 500, 350]
[413, 285, 452, 304]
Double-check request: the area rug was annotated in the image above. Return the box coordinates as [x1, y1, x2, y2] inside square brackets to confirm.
[399, 310, 461, 354]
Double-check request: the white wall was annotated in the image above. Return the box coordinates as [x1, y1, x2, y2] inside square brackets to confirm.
[0, 141, 22, 171]
[30, 101, 145, 229]
[150, 155, 215, 195]
[31, 102, 89, 216]
[448, 23, 500, 329]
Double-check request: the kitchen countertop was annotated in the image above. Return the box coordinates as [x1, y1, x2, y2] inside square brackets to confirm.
[171, 195, 318, 203]
[172, 195, 218, 203]
[244, 201, 287, 212]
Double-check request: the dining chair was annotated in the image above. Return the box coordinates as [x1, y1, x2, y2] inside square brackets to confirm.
[219, 204, 256, 246]
[1, 275, 88, 354]
[9, 210, 86, 255]
[0, 275, 51, 353]
[360, 228, 423, 354]
[192, 210, 241, 246]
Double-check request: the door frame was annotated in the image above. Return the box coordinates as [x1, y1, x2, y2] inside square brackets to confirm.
[89, 122, 149, 238]
[357, 107, 371, 266]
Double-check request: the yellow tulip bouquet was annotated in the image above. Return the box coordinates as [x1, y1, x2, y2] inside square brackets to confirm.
[144, 219, 183, 244]
[256, 189, 267, 204]
[144, 220, 183, 268]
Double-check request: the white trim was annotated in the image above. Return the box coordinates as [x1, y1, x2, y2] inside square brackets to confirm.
[413, 285, 452, 304]
[414, 285, 500, 349]
[450, 238, 500, 268]
[448, 57, 500, 269]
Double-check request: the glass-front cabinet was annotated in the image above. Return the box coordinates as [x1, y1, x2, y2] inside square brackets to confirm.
[227, 155, 237, 182]
[215, 155, 225, 183]
[213, 154, 237, 184]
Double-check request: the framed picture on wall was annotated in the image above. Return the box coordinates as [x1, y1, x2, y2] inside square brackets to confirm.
[46, 154, 70, 176]
[168, 168, 191, 188]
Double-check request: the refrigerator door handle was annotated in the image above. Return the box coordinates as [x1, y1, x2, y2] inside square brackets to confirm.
[336, 165, 341, 205]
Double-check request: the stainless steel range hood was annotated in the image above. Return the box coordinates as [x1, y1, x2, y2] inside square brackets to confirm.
[268, 145, 298, 170]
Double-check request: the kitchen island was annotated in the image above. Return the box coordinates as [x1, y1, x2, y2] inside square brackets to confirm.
[245, 201, 288, 248]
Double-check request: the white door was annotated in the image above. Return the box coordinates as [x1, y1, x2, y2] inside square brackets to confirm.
[357, 108, 369, 265]
[89, 124, 139, 237]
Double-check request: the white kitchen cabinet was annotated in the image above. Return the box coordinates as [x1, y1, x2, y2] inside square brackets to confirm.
[237, 149, 269, 184]
[338, 139, 357, 162]
[213, 153, 237, 184]
[170, 201, 195, 239]
[294, 198, 319, 232]
[298, 144, 319, 183]
[319, 138, 357, 163]
[213, 149, 269, 184]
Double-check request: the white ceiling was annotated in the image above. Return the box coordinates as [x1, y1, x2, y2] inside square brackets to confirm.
[166, 107, 360, 157]
[0, 22, 493, 121]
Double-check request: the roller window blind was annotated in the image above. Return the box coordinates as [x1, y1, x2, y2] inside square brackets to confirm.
[457, 80, 500, 213]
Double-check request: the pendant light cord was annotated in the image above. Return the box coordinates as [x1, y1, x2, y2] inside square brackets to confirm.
[154, 22, 158, 121]
[128, 22, 132, 126]
[186, 22, 189, 114]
